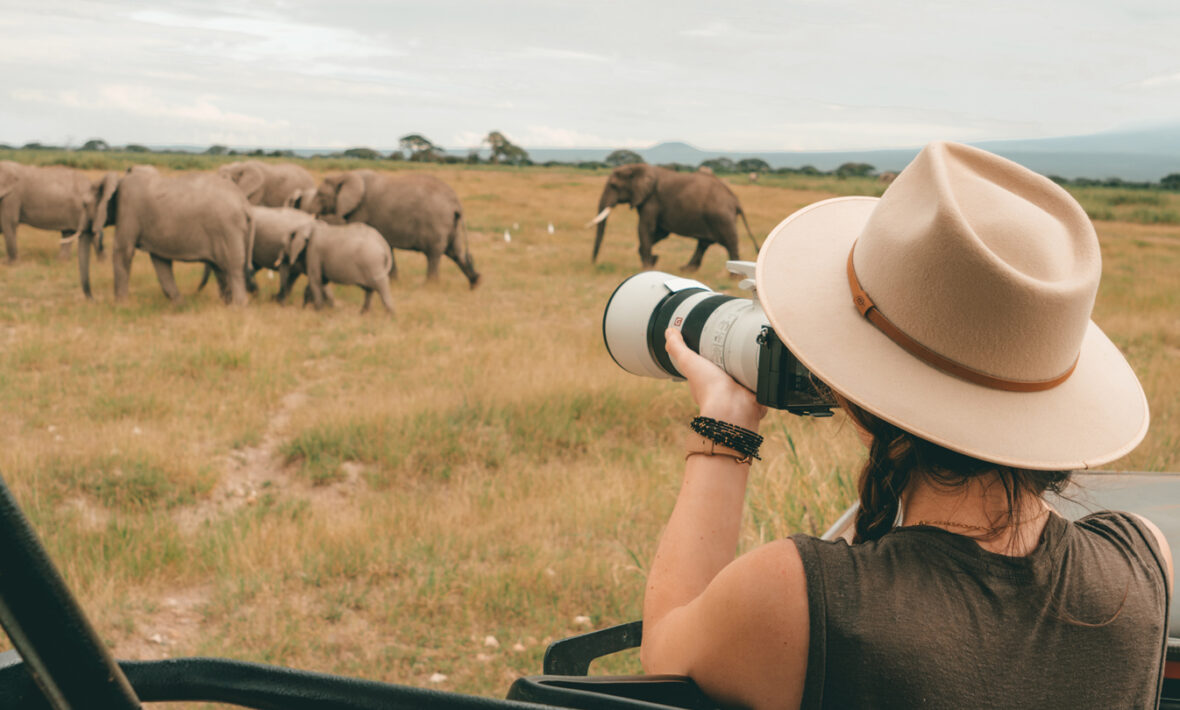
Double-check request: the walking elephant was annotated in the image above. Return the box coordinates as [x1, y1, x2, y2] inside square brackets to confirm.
[589, 163, 760, 270]
[0, 162, 111, 262]
[196, 206, 317, 303]
[79, 166, 255, 305]
[285, 221, 395, 315]
[218, 160, 316, 207]
[299, 170, 480, 288]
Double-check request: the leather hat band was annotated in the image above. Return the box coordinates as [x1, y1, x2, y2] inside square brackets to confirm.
[846, 244, 1077, 392]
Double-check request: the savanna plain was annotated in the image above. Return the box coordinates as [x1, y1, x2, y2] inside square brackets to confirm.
[1, 156, 1177, 707]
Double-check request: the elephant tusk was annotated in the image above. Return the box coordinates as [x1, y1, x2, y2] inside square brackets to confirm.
[59, 234, 79, 245]
[585, 206, 612, 228]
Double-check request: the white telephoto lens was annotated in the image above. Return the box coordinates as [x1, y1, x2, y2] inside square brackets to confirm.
[602, 271, 710, 379]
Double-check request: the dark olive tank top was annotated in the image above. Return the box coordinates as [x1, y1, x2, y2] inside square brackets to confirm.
[791, 511, 1169, 709]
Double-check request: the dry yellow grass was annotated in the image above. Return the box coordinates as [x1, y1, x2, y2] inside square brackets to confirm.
[0, 164, 1175, 707]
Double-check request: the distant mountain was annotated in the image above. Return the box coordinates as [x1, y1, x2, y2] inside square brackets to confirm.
[520, 124, 1180, 181]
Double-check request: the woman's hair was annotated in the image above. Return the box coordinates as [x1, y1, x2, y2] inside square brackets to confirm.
[838, 395, 1072, 544]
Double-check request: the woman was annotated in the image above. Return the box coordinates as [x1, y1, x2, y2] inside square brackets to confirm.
[640, 141, 1172, 709]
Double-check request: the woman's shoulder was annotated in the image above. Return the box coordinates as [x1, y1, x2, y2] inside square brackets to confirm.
[1074, 509, 1173, 592]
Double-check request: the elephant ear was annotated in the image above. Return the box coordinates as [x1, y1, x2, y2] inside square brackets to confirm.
[0, 164, 18, 199]
[92, 172, 120, 252]
[627, 165, 657, 208]
[236, 164, 265, 204]
[335, 172, 365, 218]
[285, 222, 313, 266]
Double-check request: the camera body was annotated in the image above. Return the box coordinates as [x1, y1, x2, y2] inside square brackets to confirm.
[602, 262, 836, 416]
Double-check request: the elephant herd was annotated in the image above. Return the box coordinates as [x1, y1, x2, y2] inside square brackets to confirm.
[1, 158, 760, 313]
[0, 159, 481, 314]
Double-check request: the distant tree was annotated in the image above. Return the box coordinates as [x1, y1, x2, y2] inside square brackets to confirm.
[247, 148, 266, 156]
[835, 162, 875, 178]
[80, 138, 109, 151]
[343, 147, 381, 160]
[204, 145, 228, 155]
[699, 157, 735, 173]
[399, 134, 441, 162]
[124, 144, 151, 153]
[466, 150, 482, 164]
[658, 162, 693, 172]
[22, 142, 51, 150]
[268, 149, 295, 158]
[736, 158, 770, 173]
[605, 149, 644, 167]
[1161, 173, 1180, 191]
[577, 161, 607, 170]
[484, 131, 530, 165]
[0, 144, 12, 150]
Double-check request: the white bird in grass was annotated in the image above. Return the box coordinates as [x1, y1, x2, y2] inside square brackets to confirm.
[503, 229, 512, 242]
[547, 222, 555, 234]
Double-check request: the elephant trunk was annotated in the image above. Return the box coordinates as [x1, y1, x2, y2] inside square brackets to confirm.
[591, 188, 618, 263]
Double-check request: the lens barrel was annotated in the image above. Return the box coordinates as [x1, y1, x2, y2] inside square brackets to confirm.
[602, 271, 765, 391]
[602, 271, 837, 416]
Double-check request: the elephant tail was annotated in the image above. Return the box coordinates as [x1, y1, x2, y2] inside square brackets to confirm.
[737, 206, 760, 255]
[453, 211, 481, 289]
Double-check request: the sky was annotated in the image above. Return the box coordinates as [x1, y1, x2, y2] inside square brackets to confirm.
[4, 0, 1180, 152]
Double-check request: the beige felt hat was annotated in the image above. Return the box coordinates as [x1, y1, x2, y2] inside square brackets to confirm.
[755, 141, 1148, 470]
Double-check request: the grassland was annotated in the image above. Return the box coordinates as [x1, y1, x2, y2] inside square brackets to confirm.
[0, 160, 1176, 706]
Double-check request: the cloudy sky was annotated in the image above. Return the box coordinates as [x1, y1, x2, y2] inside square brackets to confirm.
[4, 0, 1179, 152]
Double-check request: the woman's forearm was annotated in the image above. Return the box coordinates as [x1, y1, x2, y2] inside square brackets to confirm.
[643, 454, 751, 636]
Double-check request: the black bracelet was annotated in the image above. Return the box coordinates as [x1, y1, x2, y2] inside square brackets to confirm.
[690, 416, 762, 460]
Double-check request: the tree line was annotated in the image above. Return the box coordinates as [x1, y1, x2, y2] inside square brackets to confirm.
[8, 136, 1180, 189]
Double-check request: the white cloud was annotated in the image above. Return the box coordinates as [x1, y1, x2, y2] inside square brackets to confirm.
[1126, 72, 1180, 90]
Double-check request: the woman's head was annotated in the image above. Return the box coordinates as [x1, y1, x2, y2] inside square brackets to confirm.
[754, 141, 1148, 471]
[837, 394, 1070, 543]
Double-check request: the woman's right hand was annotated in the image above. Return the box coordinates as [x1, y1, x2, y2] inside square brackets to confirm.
[664, 328, 766, 432]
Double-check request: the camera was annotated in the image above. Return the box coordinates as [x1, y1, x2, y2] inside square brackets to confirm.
[602, 261, 836, 416]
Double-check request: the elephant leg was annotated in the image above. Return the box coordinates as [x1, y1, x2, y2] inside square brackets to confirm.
[360, 289, 373, 314]
[444, 242, 480, 288]
[111, 238, 136, 302]
[58, 231, 74, 260]
[149, 254, 184, 304]
[210, 265, 230, 302]
[636, 209, 661, 269]
[323, 284, 336, 307]
[682, 240, 710, 272]
[225, 267, 249, 306]
[275, 265, 294, 303]
[424, 251, 441, 283]
[0, 200, 18, 263]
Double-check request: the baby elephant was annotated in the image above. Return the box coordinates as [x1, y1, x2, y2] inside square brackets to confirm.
[286, 222, 395, 314]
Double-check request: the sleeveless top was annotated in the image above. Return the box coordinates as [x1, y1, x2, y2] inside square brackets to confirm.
[791, 511, 1170, 709]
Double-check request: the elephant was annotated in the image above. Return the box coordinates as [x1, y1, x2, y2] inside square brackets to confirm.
[196, 206, 317, 303]
[218, 160, 316, 207]
[79, 166, 255, 305]
[0, 161, 112, 262]
[589, 163, 761, 270]
[285, 221, 395, 314]
[297, 170, 480, 288]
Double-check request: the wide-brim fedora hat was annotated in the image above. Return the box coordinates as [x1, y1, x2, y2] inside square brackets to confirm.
[755, 141, 1148, 470]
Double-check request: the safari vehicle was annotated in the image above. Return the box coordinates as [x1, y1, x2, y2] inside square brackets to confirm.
[0, 471, 1177, 709]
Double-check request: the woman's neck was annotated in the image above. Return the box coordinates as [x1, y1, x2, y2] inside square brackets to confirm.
[900, 471, 1050, 556]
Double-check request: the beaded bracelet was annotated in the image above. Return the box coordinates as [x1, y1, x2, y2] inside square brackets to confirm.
[690, 416, 762, 461]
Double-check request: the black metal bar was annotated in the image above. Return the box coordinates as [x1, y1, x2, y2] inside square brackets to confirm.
[0, 475, 141, 709]
[543, 621, 643, 676]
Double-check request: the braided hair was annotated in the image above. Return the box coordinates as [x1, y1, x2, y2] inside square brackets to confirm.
[837, 395, 1071, 544]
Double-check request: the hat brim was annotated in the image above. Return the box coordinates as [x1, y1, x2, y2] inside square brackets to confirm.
[755, 196, 1149, 470]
